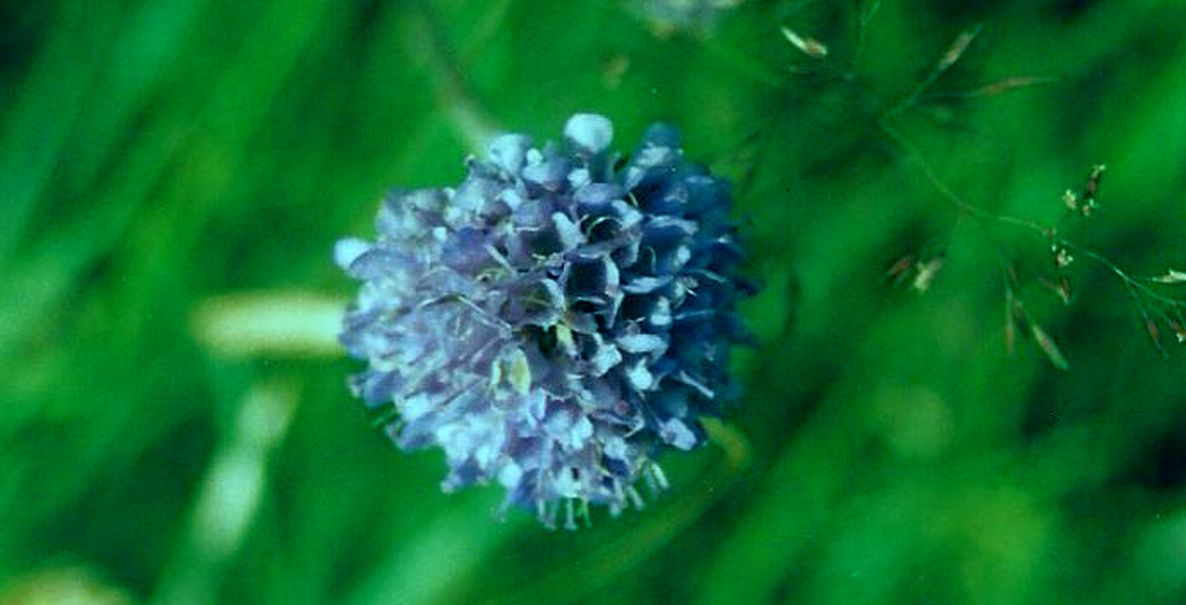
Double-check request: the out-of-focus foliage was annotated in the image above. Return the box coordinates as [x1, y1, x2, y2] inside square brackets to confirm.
[2, 1, 1185, 604]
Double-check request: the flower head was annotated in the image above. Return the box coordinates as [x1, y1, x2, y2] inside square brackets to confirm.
[337, 114, 751, 527]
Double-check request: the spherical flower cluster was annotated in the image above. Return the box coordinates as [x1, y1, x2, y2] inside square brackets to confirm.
[336, 114, 751, 527]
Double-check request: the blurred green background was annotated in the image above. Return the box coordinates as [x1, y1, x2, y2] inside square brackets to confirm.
[3, 0, 1186, 604]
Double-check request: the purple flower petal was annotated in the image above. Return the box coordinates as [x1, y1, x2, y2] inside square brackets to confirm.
[337, 113, 752, 527]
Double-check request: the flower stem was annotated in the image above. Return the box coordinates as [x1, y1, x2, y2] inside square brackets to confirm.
[480, 420, 752, 605]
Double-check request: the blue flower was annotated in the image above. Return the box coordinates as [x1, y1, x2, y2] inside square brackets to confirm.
[337, 114, 751, 528]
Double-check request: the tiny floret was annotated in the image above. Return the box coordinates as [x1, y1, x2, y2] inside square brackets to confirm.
[337, 114, 751, 527]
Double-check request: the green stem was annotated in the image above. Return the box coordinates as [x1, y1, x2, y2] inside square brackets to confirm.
[883, 25, 983, 120]
[480, 420, 752, 605]
[411, 4, 501, 155]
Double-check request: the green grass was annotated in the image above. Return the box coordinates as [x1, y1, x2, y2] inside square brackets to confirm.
[3, 1, 1186, 604]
